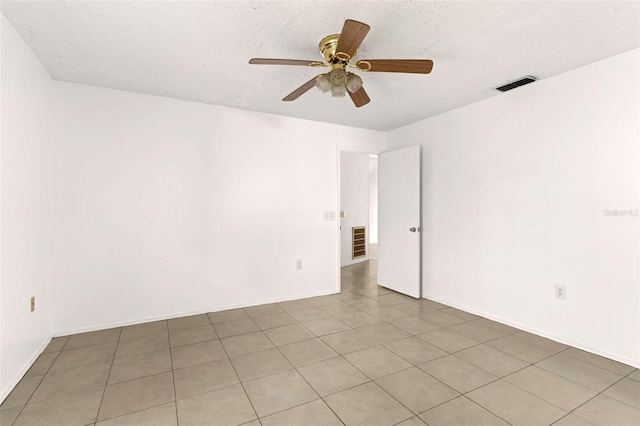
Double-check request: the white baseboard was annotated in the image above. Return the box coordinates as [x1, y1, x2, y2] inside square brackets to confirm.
[0, 336, 52, 404]
[422, 294, 640, 369]
[52, 290, 339, 337]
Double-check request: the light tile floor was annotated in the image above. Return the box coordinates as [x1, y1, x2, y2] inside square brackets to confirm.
[2, 259, 639, 425]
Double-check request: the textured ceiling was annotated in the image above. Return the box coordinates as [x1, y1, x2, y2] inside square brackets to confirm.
[2, 1, 639, 131]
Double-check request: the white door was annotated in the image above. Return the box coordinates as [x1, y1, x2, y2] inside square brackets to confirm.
[378, 145, 421, 298]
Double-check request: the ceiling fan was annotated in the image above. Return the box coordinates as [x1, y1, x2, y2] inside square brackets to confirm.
[249, 19, 434, 107]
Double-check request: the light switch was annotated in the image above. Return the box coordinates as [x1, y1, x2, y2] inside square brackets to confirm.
[324, 211, 336, 221]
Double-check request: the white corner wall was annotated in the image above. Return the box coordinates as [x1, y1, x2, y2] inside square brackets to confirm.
[0, 14, 386, 402]
[388, 49, 640, 366]
[1, 15, 56, 401]
[340, 152, 370, 266]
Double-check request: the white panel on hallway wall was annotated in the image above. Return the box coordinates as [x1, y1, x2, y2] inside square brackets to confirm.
[387, 48, 640, 367]
[340, 152, 371, 267]
[369, 156, 379, 244]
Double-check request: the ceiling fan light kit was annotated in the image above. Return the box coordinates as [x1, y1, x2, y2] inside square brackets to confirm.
[249, 19, 434, 107]
[317, 68, 363, 98]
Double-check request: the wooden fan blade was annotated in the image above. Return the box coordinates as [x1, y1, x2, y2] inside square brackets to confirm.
[249, 58, 319, 66]
[283, 76, 318, 101]
[357, 59, 434, 74]
[335, 19, 370, 60]
[348, 87, 370, 108]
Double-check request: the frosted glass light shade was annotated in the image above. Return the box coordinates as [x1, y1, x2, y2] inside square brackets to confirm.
[315, 74, 331, 92]
[331, 84, 347, 97]
[330, 69, 347, 87]
[346, 73, 363, 93]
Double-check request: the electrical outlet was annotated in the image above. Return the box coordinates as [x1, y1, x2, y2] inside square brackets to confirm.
[555, 285, 566, 300]
[31, 296, 35, 312]
[296, 260, 303, 270]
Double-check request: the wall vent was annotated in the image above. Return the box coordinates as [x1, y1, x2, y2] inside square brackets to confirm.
[352, 226, 366, 259]
[496, 76, 537, 92]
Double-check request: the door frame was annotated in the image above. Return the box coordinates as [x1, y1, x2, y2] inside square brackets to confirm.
[336, 147, 381, 293]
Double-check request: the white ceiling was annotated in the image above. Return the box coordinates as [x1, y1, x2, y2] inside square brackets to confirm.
[2, 1, 638, 131]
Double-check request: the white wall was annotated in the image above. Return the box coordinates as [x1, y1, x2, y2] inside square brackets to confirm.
[388, 49, 640, 366]
[369, 156, 378, 244]
[1, 15, 56, 401]
[340, 152, 370, 266]
[47, 83, 386, 334]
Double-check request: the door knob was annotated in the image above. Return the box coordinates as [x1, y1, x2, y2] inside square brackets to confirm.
[410, 227, 417, 232]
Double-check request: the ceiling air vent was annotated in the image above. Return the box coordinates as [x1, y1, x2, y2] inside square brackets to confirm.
[496, 76, 537, 92]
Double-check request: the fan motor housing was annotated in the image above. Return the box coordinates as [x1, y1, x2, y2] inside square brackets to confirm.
[319, 34, 340, 62]
[319, 34, 355, 68]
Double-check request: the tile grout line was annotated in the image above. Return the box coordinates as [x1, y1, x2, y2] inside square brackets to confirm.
[560, 348, 637, 377]
[532, 348, 631, 396]
[167, 321, 180, 426]
[259, 324, 347, 425]
[4, 337, 69, 425]
[419, 394, 517, 426]
[94, 327, 122, 424]
[28, 341, 119, 376]
[212, 311, 262, 424]
[546, 371, 633, 426]
[336, 348, 428, 424]
[86, 324, 173, 424]
[90, 399, 173, 425]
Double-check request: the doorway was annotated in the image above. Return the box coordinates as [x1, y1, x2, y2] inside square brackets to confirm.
[338, 145, 422, 298]
[339, 151, 378, 293]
